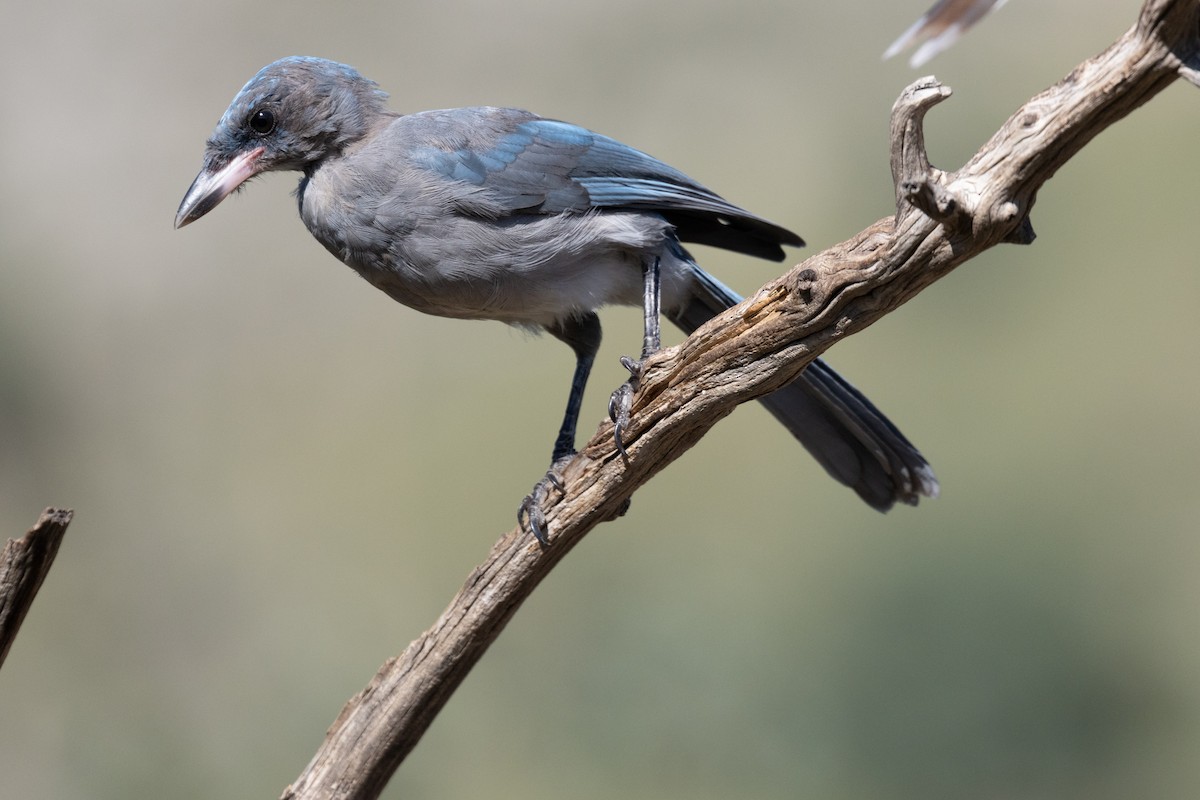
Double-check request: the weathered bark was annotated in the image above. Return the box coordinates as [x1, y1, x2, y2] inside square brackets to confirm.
[282, 1, 1200, 797]
[0, 508, 74, 670]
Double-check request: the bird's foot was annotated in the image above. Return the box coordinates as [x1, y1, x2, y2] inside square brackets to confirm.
[608, 355, 645, 465]
[518, 455, 572, 546]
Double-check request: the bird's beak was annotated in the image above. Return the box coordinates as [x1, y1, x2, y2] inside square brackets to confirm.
[174, 146, 266, 229]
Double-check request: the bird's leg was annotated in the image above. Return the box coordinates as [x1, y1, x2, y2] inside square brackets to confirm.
[609, 255, 661, 463]
[518, 313, 602, 545]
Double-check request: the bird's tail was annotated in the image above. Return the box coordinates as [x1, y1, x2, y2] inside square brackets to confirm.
[667, 267, 938, 511]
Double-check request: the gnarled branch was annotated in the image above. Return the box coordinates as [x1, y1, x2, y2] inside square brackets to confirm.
[282, 1, 1200, 797]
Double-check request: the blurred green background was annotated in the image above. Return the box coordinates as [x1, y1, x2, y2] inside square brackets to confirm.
[3, 1, 1199, 797]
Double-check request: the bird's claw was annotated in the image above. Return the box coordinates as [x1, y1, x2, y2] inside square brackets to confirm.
[608, 355, 644, 465]
[518, 457, 571, 545]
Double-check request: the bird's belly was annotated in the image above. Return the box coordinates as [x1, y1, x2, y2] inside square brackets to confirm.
[335, 212, 695, 327]
[358, 246, 690, 326]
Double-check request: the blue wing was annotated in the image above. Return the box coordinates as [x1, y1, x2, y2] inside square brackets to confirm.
[410, 109, 803, 261]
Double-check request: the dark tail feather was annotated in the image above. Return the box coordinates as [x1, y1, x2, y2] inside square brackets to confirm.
[667, 268, 938, 511]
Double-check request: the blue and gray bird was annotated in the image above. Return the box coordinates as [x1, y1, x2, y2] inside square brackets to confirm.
[176, 56, 937, 541]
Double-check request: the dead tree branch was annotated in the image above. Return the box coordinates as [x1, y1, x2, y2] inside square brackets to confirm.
[282, 1, 1200, 797]
[0, 508, 74, 671]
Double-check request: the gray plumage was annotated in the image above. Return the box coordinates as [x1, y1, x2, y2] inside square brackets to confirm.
[176, 56, 937, 535]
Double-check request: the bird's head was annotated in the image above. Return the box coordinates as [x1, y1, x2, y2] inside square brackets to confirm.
[175, 56, 389, 228]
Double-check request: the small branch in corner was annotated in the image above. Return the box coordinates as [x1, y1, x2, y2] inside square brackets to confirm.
[0, 508, 74, 671]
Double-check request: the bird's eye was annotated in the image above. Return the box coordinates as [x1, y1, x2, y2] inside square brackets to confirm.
[248, 108, 276, 135]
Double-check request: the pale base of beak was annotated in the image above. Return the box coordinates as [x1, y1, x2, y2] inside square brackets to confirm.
[175, 146, 266, 228]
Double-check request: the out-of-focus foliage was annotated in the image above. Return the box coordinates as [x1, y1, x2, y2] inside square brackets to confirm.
[2, 1, 1198, 798]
